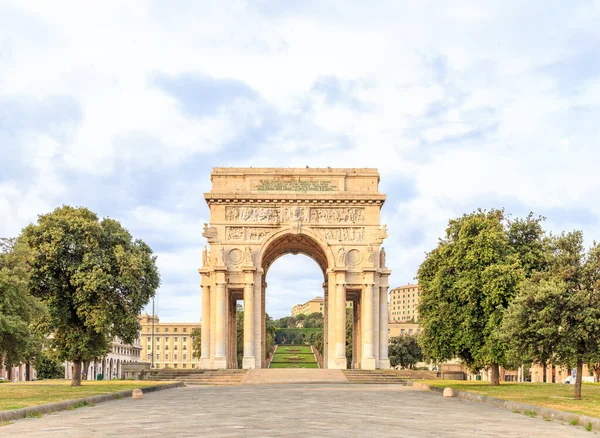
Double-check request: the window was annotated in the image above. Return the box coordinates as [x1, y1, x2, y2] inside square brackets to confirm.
[156, 328, 159, 332]
[183, 328, 187, 333]
[192, 364, 196, 369]
[157, 345, 160, 350]
[183, 337, 187, 343]
[165, 327, 169, 332]
[174, 364, 178, 368]
[174, 354, 178, 360]
[147, 344, 151, 350]
[165, 345, 169, 350]
[183, 354, 187, 361]
[183, 345, 187, 351]
[174, 327, 178, 333]
[174, 337, 178, 342]
[174, 345, 178, 350]
[156, 337, 160, 342]
[183, 364, 187, 369]
[147, 328, 151, 332]
[156, 354, 160, 360]
[165, 353, 169, 360]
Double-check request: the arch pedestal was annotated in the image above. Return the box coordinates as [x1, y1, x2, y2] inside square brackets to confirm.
[198, 168, 391, 369]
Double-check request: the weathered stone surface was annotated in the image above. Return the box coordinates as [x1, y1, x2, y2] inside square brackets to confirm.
[443, 387, 455, 397]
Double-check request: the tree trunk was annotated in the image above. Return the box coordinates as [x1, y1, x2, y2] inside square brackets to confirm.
[490, 363, 500, 386]
[574, 358, 583, 400]
[542, 363, 547, 383]
[593, 363, 600, 383]
[81, 361, 90, 380]
[6, 366, 12, 381]
[71, 361, 82, 387]
[25, 363, 31, 381]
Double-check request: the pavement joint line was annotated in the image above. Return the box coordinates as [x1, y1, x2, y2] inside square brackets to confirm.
[407, 380, 600, 432]
[0, 382, 184, 423]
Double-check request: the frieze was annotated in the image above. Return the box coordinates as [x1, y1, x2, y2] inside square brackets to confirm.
[226, 227, 272, 242]
[309, 207, 364, 223]
[225, 206, 365, 224]
[314, 227, 365, 242]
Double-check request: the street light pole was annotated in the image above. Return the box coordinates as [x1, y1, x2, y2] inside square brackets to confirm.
[151, 297, 155, 369]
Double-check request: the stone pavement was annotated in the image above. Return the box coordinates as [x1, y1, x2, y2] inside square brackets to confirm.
[0, 384, 592, 437]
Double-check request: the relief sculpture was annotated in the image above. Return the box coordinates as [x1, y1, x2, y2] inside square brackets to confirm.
[225, 206, 365, 224]
[314, 227, 365, 242]
[225, 207, 280, 222]
[309, 207, 365, 223]
[226, 227, 272, 242]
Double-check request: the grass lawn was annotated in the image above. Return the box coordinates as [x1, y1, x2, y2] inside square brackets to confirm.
[275, 345, 313, 354]
[269, 363, 319, 368]
[270, 353, 316, 362]
[419, 380, 600, 419]
[0, 379, 172, 411]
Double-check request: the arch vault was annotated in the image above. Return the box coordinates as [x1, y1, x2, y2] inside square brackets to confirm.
[198, 168, 391, 369]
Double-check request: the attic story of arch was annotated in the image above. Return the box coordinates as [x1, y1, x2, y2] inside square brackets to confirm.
[198, 168, 391, 370]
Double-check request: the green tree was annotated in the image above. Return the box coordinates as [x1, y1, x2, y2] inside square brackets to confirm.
[502, 279, 564, 382]
[265, 313, 276, 359]
[389, 335, 423, 369]
[191, 327, 201, 360]
[546, 232, 600, 399]
[417, 210, 545, 385]
[22, 206, 160, 386]
[35, 352, 65, 379]
[0, 237, 46, 380]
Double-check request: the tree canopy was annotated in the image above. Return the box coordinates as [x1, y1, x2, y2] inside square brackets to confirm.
[0, 237, 46, 378]
[22, 206, 160, 386]
[389, 335, 423, 369]
[417, 209, 546, 385]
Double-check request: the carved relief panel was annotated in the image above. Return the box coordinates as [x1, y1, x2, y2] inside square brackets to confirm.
[224, 206, 365, 224]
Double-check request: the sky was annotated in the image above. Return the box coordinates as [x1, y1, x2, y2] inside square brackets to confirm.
[1, 1, 600, 321]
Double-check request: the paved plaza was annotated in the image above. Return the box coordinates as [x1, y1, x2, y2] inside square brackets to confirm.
[0, 384, 593, 437]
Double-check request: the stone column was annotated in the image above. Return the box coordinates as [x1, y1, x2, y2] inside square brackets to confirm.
[379, 286, 390, 369]
[254, 273, 262, 368]
[214, 282, 227, 369]
[334, 281, 347, 369]
[322, 281, 328, 368]
[200, 284, 211, 368]
[243, 276, 256, 369]
[362, 283, 376, 369]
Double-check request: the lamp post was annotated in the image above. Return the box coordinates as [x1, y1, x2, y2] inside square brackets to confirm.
[151, 297, 155, 369]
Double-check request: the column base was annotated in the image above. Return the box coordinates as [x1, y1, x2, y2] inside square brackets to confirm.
[361, 357, 376, 370]
[378, 358, 391, 370]
[199, 358, 213, 369]
[213, 357, 227, 369]
[333, 357, 348, 369]
[242, 356, 256, 369]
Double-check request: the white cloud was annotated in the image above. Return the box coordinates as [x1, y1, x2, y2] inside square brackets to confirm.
[1, 1, 600, 322]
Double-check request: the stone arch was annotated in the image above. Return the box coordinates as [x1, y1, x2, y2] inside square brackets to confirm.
[198, 168, 392, 370]
[257, 228, 335, 277]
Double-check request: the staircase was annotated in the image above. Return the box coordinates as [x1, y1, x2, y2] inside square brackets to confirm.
[144, 369, 248, 386]
[342, 370, 408, 385]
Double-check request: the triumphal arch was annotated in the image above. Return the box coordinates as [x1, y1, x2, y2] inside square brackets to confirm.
[198, 168, 391, 369]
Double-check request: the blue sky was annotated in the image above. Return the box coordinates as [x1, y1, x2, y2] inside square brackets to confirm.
[1, 1, 599, 321]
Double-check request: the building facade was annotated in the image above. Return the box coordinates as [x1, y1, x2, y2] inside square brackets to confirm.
[388, 322, 421, 337]
[0, 362, 36, 381]
[139, 314, 202, 369]
[291, 296, 353, 317]
[389, 284, 421, 322]
[64, 337, 142, 380]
